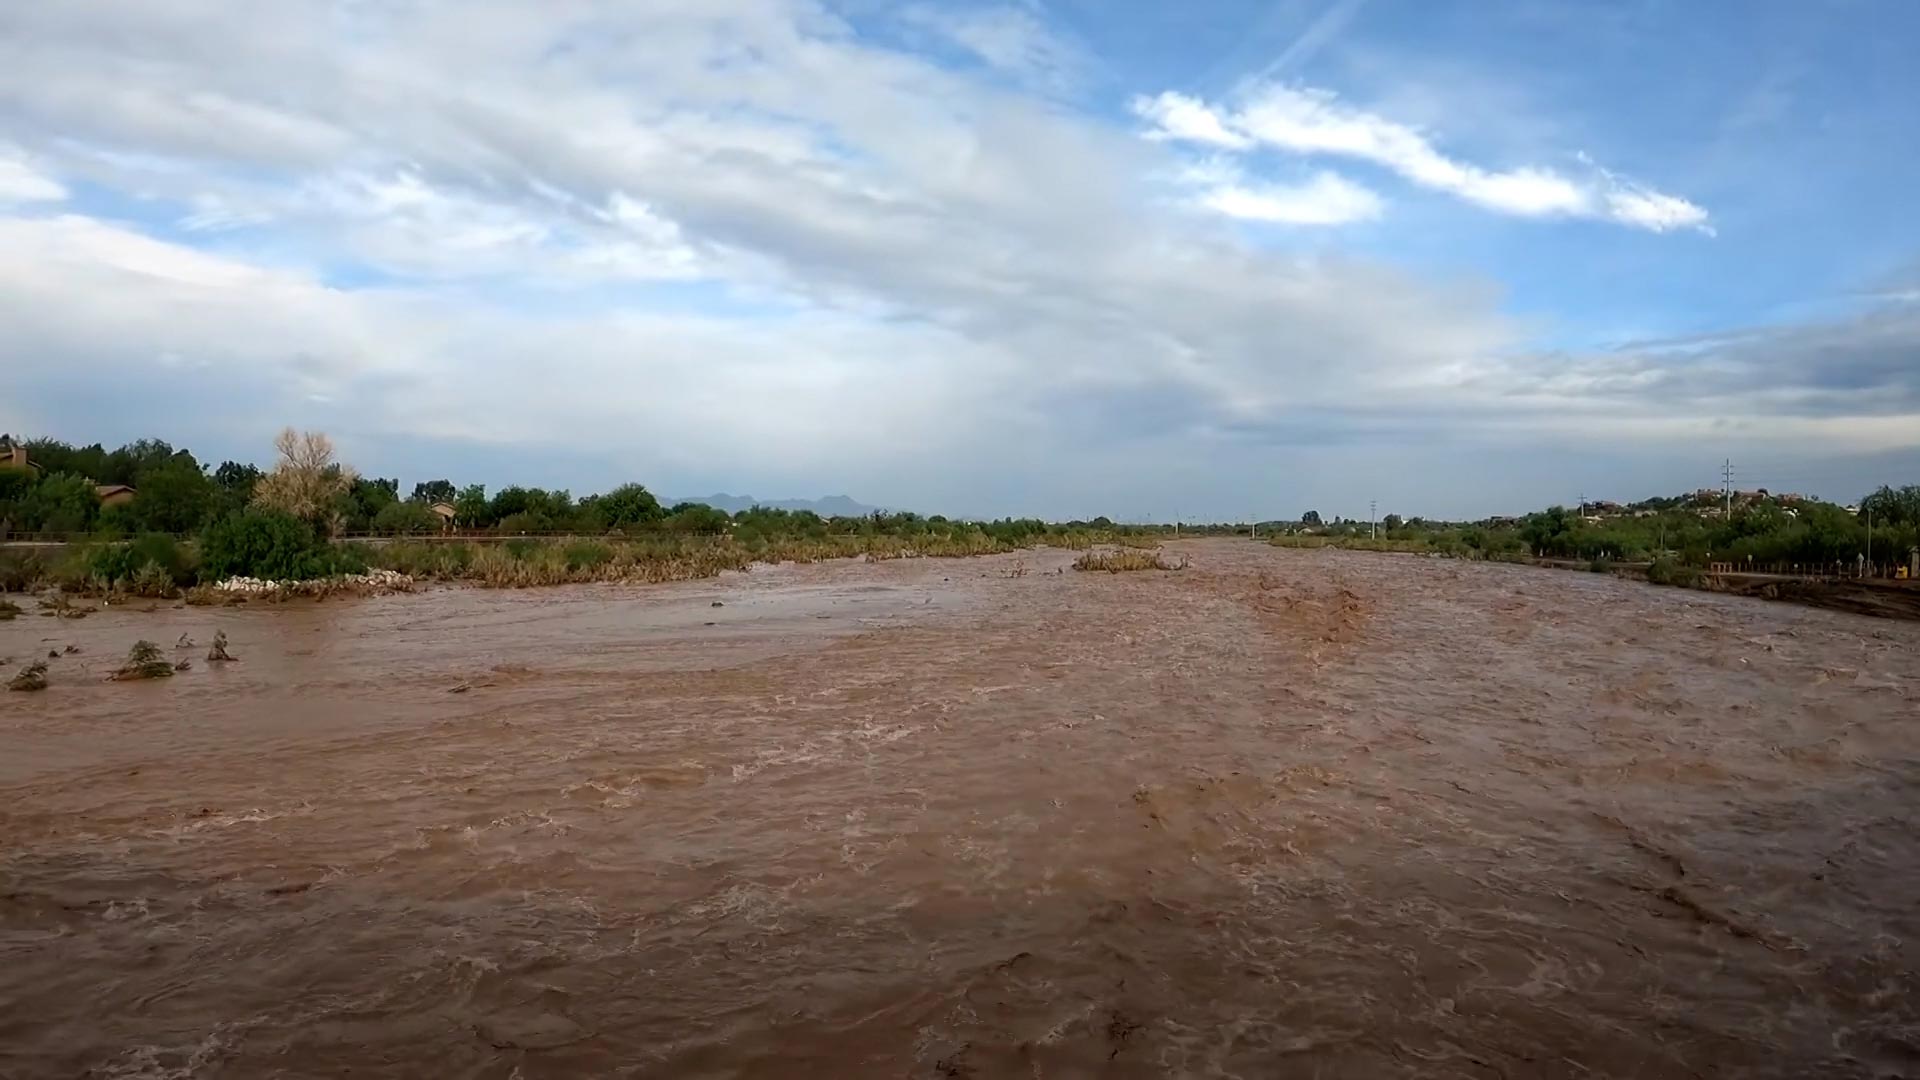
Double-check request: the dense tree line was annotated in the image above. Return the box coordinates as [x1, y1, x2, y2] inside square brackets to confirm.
[0, 430, 1166, 588]
[5, 431, 1914, 587]
[1284, 487, 1920, 570]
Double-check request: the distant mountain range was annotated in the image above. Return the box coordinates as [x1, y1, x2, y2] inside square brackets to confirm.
[667, 493, 885, 516]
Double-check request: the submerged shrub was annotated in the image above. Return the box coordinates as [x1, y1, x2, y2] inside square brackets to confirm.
[112, 640, 175, 680]
[127, 560, 177, 597]
[1073, 548, 1185, 573]
[8, 660, 48, 691]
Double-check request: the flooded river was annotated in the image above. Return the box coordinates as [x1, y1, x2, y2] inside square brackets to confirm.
[2, 540, 1916, 1078]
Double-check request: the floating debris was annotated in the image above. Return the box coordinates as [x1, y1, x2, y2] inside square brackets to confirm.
[447, 683, 472, 694]
[63, 645, 79, 654]
[174, 659, 192, 672]
[111, 640, 176, 681]
[206, 631, 236, 663]
[48, 648, 60, 659]
[711, 600, 725, 607]
[8, 661, 48, 692]
[176, 632, 195, 649]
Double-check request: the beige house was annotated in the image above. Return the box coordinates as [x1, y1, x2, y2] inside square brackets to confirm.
[429, 501, 457, 532]
[95, 484, 138, 508]
[0, 434, 39, 474]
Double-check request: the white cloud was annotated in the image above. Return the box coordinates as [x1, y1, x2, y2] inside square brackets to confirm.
[1137, 84, 1711, 233]
[1605, 185, 1713, 234]
[0, 147, 65, 203]
[1198, 170, 1383, 226]
[1133, 92, 1252, 150]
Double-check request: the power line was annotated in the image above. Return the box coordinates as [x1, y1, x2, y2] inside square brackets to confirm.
[1722, 458, 1735, 517]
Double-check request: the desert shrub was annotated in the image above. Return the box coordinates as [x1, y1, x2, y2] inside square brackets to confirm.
[1588, 558, 1614, 574]
[87, 533, 196, 590]
[126, 560, 177, 597]
[373, 541, 473, 578]
[503, 537, 540, 560]
[563, 541, 613, 571]
[0, 551, 48, 592]
[1646, 557, 1705, 589]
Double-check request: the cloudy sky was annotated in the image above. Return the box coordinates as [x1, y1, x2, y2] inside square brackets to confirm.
[3, 1, 1916, 520]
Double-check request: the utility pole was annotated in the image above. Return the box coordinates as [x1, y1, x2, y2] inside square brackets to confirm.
[1578, 492, 1587, 518]
[1370, 499, 1377, 540]
[1867, 506, 1873, 571]
[1722, 459, 1734, 517]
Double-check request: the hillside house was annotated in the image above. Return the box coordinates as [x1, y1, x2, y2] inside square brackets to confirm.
[94, 484, 137, 508]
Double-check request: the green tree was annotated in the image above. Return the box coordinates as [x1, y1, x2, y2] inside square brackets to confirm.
[453, 483, 491, 527]
[371, 500, 439, 535]
[1382, 513, 1404, 531]
[212, 461, 262, 516]
[596, 483, 664, 528]
[1301, 510, 1322, 526]
[19, 473, 98, 534]
[0, 468, 35, 530]
[412, 479, 456, 504]
[339, 476, 399, 531]
[1520, 506, 1576, 556]
[665, 503, 730, 534]
[107, 439, 180, 486]
[1860, 485, 1920, 527]
[130, 457, 215, 534]
[23, 439, 109, 481]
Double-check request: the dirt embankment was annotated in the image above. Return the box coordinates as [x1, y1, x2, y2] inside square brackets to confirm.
[1704, 575, 1920, 620]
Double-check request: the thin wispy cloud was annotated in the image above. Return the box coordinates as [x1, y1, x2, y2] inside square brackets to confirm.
[1183, 163, 1383, 226]
[1135, 85, 1713, 234]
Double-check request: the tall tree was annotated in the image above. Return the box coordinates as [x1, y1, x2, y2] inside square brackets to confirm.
[253, 428, 355, 533]
[131, 457, 215, 534]
[412, 479, 456, 504]
[598, 483, 664, 528]
[453, 484, 491, 527]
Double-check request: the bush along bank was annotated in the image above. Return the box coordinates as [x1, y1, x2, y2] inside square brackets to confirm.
[15, 519, 1125, 599]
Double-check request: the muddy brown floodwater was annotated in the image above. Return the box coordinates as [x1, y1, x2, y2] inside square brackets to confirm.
[2, 540, 1917, 1079]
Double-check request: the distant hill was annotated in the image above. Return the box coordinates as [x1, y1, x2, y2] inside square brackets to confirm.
[667, 493, 885, 517]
